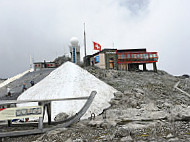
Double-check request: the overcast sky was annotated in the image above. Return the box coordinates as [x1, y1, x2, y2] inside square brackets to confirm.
[0, 0, 190, 78]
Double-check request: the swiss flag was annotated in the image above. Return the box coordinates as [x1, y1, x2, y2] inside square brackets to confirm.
[93, 41, 101, 51]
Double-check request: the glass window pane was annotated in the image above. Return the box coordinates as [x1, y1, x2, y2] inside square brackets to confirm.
[128, 54, 130, 58]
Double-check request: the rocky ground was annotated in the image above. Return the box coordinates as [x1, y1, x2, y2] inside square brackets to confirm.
[1, 66, 190, 142]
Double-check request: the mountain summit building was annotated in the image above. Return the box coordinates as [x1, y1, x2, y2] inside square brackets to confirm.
[86, 48, 158, 72]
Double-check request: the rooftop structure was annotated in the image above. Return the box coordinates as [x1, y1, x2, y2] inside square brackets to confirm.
[33, 61, 56, 71]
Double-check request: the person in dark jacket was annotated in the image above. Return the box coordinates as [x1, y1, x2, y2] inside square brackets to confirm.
[30, 80, 35, 86]
[7, 86, 11, 96]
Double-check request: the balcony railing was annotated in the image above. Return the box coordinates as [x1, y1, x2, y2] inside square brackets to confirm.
[117, 52, 158, 64]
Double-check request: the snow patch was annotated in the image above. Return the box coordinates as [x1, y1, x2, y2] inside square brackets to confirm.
[17, 62, 117, 120]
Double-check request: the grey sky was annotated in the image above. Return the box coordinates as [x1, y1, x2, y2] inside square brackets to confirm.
[0, 0, 190, 78]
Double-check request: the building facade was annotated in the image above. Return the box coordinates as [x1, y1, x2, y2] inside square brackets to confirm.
[87, 48, 158, 72]
[89, 49, 118, 70]
[34, 61, 56, 71]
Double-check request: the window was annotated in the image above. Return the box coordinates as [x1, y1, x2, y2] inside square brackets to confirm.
[118, 55, 121, 59]
[137, 54, 140, 58]
[124, 54, 126, 59]
[127, 54, 130, 58]
[145, 54, 148, 59]
[134, 54, 137, 58]
[141, 54, 143, 59]
[131, 54, 133, 58]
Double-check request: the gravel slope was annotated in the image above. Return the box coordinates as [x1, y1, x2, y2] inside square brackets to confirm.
[1, 66, 190, 142]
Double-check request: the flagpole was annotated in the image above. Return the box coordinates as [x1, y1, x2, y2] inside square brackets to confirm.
[84, 23, 87, 66]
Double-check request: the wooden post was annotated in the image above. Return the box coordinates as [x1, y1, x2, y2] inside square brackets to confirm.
[8, 120, 12, 127]
[47, 103, 51, 125]
[7, 104, 12, 127]
[38, 102, 44, 130]
[153, 62, 157, 72]
[143, 63, 147, 71]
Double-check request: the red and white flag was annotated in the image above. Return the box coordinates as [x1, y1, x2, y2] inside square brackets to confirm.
[93, 41, 101, 51]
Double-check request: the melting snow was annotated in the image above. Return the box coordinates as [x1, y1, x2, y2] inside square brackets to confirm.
[17, 62, 117, 120]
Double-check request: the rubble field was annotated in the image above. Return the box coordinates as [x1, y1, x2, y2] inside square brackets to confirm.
[1, 66, 190, 142]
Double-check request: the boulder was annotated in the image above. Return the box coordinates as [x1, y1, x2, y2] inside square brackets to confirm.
[65, 138, 73, 142]
[114, 91, 123, 100]
[120, 135, 133, 142]
[101, 120, 117, 129]
[166, 133, 174, 139]
[132, 88, 144, 95]
[123, 90, 134, 96]
[88, 120, 104, 128]
[54, 112, 69, 122]
[114, 127, 130, 138]
[109, 99, 120, 105]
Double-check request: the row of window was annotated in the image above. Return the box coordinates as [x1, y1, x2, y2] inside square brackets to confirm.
[118, 53, 158, 60]
[118, 58, 158, 62]
[35, 64, 55, 67]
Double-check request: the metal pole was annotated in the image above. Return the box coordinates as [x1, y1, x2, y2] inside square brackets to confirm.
[84, 23, 87, 66]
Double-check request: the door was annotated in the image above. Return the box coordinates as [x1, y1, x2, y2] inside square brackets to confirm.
[109, 58, 114, 69]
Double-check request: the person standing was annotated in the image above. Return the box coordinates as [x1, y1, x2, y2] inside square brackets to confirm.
[7, 86, 11, 97]
[30, 80, 34, 86]
[22, 83, 27, 92]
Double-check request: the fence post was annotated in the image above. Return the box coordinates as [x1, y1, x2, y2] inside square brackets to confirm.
[47, 102, 51, 125]
[38, 117, 43, 130]
[38, 102, 44, 130]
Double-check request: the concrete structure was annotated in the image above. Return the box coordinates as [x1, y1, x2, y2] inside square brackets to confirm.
[69, 37, 80, 64]
[86, 48, 158, 72]
[34, 61, 56, 71]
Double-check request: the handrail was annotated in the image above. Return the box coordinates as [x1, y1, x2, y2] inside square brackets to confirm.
[0, 96, 89, 105]
[0, 91, 97, 138]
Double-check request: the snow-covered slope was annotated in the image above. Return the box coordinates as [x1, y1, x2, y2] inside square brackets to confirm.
[0, 68, 33, 88]
[17, 62, 117, 120]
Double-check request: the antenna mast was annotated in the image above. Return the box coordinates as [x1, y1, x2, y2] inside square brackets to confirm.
[84, 23, 87, 66]
[84, 23, 87, 57]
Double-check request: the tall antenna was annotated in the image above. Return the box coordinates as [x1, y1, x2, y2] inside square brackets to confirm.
[84, 23, 87, 66]
[84, 23, 87, 57]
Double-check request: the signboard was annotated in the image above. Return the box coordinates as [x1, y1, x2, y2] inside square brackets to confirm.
[0, 106, 43, 121]
[95, 55, 99, 63]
